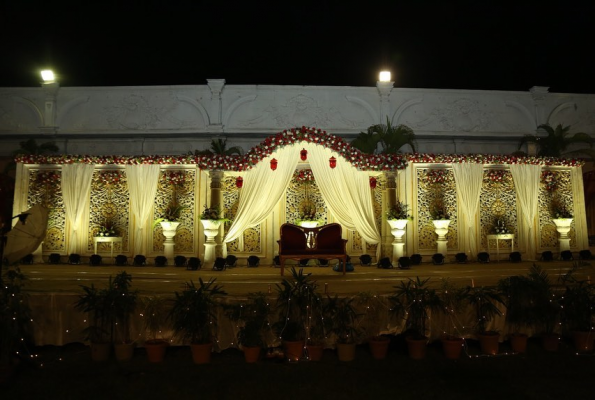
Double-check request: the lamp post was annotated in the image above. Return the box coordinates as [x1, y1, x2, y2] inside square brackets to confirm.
[41, 69, 59, 133]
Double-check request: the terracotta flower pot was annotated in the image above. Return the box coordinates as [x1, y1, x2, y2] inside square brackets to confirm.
[306, 343, 324, 361]
[369, 336, 390, 360]
[191, 342, 213, 364]
[336, 342, 356, 362]
[242, 345, 261, 363]
[477, 332, 499, 355]
[90, 342, 111, 362]
[114, 342, 135, 362]
[572, 331, 594, 353]
[145, 339, 169, 363]
[541, 333, 560, 352]
[509, 333, 528, 354]
[441, 336, 464, 360]
[283, 340, 304, 362]
[405, 336, 428, 360]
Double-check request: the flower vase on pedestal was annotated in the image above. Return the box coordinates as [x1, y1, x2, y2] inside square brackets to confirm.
[201, 219, 222, 269]
[432, 220, 451, 256]
[552, 218, 573, 253]
[160, 221, 181, 262]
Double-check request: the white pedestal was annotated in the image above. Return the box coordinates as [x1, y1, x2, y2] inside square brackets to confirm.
[552, 218, 573, 252]
[201, 219, 222, 269]
[388, 219, 408, 263]
[160, 221, 181, 263]
[299, 221, 319, 228]
[432, 220, 451, 256]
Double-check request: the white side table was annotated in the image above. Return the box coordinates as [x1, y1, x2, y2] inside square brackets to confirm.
[93, 236, 123, 258]
[486, 234, 514, 262]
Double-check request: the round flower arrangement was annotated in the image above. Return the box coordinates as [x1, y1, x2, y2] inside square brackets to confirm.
[541, 171, 558, 192]
[95, 171, 122, 186]
[36, 170, 60, 185]
[97, 221, 118, 237]
[486, 170, 507, 183]
[298, 202, 317, 221]
[162, 171, 186, 186]
[386, 201, 411, 220]
[293, 169, 315, 183]
[426, 169, 449, 185]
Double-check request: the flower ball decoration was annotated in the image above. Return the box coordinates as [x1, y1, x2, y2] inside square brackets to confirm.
[426, 169, 448, 185]
[294, 169, 315, 183]
[486, 170, 507, 184]
[95, 171, 122, 186]
[162, 171, 186, 187]
[541, 171, 558, 192]
[36, 170, 61, 185]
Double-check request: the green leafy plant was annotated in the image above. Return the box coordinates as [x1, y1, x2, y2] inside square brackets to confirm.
[351, 117, 417, 154]
[169, 278, 227, 344]
[518, 123, 594, 159]
[549, 194, 573, 219]
[0, 268, 32, 366]
[140, 295, 169, 344]
[560, 265, 595, 333]
[226, 292, 272, 348]
[460, 285, 504, 334]
[386, 201, 411, 220]
[325, 295, 362, 344]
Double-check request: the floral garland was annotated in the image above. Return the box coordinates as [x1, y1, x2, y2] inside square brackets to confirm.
[426, 169, 449, 184]
[486, 170, 507, 183]
[293, 169, 315, 182]
[94, 171, 122, 186]
[15, 127, 586, 170]
[541, 171, 558, 192]
[162, 171, 186, 186]
[36, 171, 60, 185]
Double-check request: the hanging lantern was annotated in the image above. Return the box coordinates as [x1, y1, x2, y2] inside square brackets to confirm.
[236, 176, 243, 188]
[369, 177, 377, 189]
[270, 158, 278, 171]
[329, 156, 337, 169]
[300, 148, 308, 161]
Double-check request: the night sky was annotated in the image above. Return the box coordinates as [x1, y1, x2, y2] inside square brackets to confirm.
[1, 0, 595, 93]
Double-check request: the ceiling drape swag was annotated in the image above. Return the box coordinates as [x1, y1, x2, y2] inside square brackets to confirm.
[510, 164, 542, 260]
[125, 164, 160, 256]
[452, 163, 484, 258]
[62, 164, 95, 254]
[305, 142, 382, 260]
[223, 145, 300, 254]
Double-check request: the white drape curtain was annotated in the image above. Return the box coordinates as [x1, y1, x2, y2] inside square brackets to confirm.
[305, 142, 382, 260]
[510, 164, 542, 260]
[223, 146, 300, 253]
[61, 164, 95, 254]
[125, 164, 160, 256]
[452, 163, 484, 258]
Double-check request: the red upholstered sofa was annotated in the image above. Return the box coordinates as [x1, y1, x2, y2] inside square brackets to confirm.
[277, 223, 348, 275]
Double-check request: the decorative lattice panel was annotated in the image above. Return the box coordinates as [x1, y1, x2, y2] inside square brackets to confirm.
[286, 173, 327, 225]
[152, 169, 195, 253]
[27, 169, 65, 252]
[416, 168, 458, 250]
[539, 170, 575, 248]
[479, 169, 518, 250]
[222, 176, 261, 253]
[88, 170, 130, 253]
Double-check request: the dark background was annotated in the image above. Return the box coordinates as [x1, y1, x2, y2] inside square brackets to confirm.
[1, 0, 594, 93]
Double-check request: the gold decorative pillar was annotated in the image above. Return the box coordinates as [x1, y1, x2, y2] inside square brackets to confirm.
[385, 171, 397, 209]
[207, 170, 224, 260]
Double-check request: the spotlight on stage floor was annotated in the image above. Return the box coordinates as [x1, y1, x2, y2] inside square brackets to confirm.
[509, 252, 522, 262]
[579, 250, 593, 260]
[247, 255, 260, 268]
[154, 256, 167, 267]
[68, 254, 81, 265]
[90, 254, 102, 266]
[225, 255, 238, 268]
[540, 251, 554, 262]
[21, 254, 34, 265]
[377, 257, 393, 269]
[213, 257, 226, 271]
[560, 250, 573, 261]
[398, 257, 411, 269]
[187, 257, 201, 270]
[115, 255, 128, 266]
[273, 255, 280, 267]
[47, 253, 61, 264]
[359, 254, 372, 266]
[133, 255, 146, 266]
[174, 255, 187, 267]
[432, 253, 445, 265]
[477, 252, 490, 263]
[410, 254, 422, 265]
[455, 253, 468, 264]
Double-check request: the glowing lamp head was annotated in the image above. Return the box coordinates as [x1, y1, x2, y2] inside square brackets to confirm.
[379, 71, 391, 82]
[300, 148, 308, 161]
[41, 70, 55, 83]
[329, 156, 337, 169]
[270, 158, 278, 171]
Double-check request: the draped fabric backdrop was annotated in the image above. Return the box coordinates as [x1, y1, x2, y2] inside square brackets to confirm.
[125, 165, 160, 256]
[510, 164, 542, 260]
[452, 163, 484, 258]
[61, 164, 95, 254]
[223, 145, 300, 255]
[304, 142, 382, 260]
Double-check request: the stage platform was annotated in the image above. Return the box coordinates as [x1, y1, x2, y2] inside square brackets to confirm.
[16, 258, 595, 297]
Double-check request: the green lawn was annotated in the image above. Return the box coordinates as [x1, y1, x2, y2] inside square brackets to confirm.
[2, 337, 594, 400]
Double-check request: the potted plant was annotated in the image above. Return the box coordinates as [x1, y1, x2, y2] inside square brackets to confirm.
[169, 278, 227, 364]
[356, 291, 391, 360]
[274, 267, 320, 362]
[390, 277, 443, 359]
[527, 265, 562, 351]
[226, 291, 272, 363]
[325, 294, 362, 362]
[497, 274, 536, 353]
[111, 272, 138, 362]
[437, 278, 467, 359]
[140, 295, 170, 363]
[461, 285, 505, 355]
[560, 266, 595, 353]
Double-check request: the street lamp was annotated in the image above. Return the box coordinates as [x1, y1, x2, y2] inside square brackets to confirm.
[379, 71, 391, 82]
[41, 70, 55, 83]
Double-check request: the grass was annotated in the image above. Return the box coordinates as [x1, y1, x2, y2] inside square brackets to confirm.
[2, 337, 594, 400]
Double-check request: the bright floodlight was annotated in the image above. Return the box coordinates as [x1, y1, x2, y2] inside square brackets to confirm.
[41, 70, 55, 83]
[379, 71, 391, 82]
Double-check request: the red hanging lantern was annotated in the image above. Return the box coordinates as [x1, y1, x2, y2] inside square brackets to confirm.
[300, 148, 308, 161]
[369, 177, 377, 189]
[236, 176, 243, 188]
[270, 158, 278, 171]
[329, 156, 337, 169]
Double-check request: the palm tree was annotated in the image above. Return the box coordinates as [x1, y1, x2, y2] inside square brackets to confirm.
[351, 117, 416, 154]
[11, 139, 59, 157]
[518, 123, 594, 159]
[191, 138, 243, 156]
